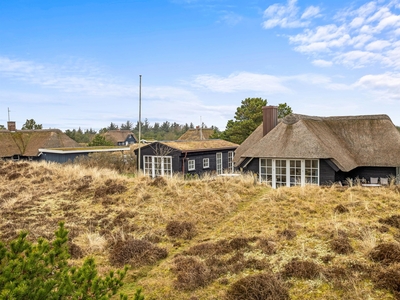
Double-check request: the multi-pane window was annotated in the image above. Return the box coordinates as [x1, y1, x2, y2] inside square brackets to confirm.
[143, 155, 172, 178]
[276, 160, 287, 188]
[260, 159, 273, 185]
[216, 152, 223, 175]
[188, 159, 195, 171]
[290, 160, 302, 186]
[228, 151, 234, 173]
[305, 160, 319, 185]
[144, 156, 152, 176]
[259, 158, 319, 188]
[203, 158, 209, 169]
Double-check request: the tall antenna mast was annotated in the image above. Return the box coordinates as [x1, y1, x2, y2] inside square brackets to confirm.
[200, 116, 203, 140]
[8, 107, 10, 122]
[138, 75, 142, 173]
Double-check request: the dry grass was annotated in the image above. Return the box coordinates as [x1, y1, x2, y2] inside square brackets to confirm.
[1, 160, 400, 299]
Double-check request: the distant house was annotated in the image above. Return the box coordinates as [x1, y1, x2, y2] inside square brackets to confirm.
[135, 139, 238, 178]
[39, 146, 130, 163]
[102, 130, 137, 146]
[235, 106, 400, 188]
[178, 128, 215, 140]
[0, 122, 130, 163]
[0, 123, 80, 161]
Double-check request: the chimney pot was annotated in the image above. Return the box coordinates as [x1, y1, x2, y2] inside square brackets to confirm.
[262, 106, 278, 136]
[7, 121, 16, 131]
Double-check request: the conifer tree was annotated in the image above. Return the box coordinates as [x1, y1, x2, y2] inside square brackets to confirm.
[0, 223, 133, 299]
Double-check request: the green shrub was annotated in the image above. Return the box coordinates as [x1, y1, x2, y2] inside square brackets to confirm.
[74, 150, 137, 174]
[0, 222, 135, 299]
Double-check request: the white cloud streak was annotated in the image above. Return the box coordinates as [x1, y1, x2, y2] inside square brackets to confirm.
[353, 72, 400, 101]
[263, 0, 320, 29]
[312, 59, 333, 67]
[264, 0, 400, 69]
[191, 72, 290, 93]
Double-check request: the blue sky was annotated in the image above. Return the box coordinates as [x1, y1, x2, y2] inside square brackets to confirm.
[1, 0, 400, 131]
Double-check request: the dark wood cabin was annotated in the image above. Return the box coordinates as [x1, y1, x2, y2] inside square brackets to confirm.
[102, 130, 137, 146]
[235, 106, 400, 188]
[39, 147, 130, 163]
[135, 140, 238, 178]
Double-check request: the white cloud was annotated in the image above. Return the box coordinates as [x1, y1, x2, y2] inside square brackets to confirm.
[334, 50, 385, 68]
[312, 59, 333, 67]
[0, 57, 43, 76]
[301, 6, 321, 19]
[285, 73, 332, 84]
[143, 86, 198, 101]
[350, 33, 374, 48]
[349, 17, 365, 28]
[191, 71, 354, 95]
[376, 13, 400, 31]
[290, 24, 351, 53]
[0, 56, 136, 97]
[354, 72, 400, 89]
[219, 11, 243, 26]
[353, 72, 400, 100]
[365, 39, 392, 51]
[267, 0, 400, 69]
[191, 72, 290, 93]
[262, 0, 320, 29]
[0, 56, 203, 105]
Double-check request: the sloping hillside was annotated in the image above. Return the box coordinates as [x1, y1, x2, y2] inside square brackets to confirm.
[1, 160, 400, 299]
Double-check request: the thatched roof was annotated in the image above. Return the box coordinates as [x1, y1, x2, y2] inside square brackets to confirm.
[238, 114, 400, 172]
[178, 128, 215, 140]
[0, 129, 80, 157]
[102, 130, 137, 144]
[156, 139, 238, 152]
[233, 124, 263, 166]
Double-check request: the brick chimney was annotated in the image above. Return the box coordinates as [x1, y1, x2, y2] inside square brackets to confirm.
[7, 121, 16, 131]
[262, 106, 278, 136]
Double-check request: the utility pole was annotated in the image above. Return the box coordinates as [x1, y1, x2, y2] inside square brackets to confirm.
[200, 116, 203, 140]
[8, 107, 10, 121]
[138, 75, 142, 173]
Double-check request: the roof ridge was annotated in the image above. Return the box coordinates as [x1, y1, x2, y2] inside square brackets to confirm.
[282, 113, 390, 125]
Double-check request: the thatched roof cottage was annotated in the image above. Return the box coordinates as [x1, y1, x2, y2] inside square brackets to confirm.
[102, 130, 137, 146]
[235, 106, 400, 188]
[0, 128, 80, 161]
[178, 128, 215, 140]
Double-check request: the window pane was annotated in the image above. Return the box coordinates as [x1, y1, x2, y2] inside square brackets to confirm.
[305, 160, 311, 168]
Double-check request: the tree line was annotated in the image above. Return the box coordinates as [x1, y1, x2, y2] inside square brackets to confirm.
[64, 119, 217, 144]
[2, 98, 293, 145]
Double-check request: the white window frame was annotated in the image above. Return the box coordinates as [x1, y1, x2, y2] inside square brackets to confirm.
[143, 155, 172, 178]
[396, 167, 400, 184]
[228, 151, 234, 173]
[188, 159, 195, 171]
[260, 158, 319, 188]
[216, 152, 223, 175]
[203, 158, 209, 169]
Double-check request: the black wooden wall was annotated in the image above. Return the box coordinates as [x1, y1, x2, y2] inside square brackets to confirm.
[137, 143, 236, 176]
[319, 159, 336, 185]
[183, 150, 234, 176]
[40, 152, 88, 163]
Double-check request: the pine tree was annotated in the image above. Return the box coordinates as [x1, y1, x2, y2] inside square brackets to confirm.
[0, 223, 133, 299]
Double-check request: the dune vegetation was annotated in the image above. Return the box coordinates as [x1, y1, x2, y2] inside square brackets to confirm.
[1, 160, 400, 299]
